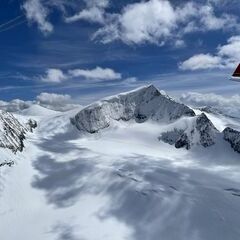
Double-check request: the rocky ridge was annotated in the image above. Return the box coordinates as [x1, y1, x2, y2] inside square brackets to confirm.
[0, 110, 35, 153]
[159, 113, 219, 149]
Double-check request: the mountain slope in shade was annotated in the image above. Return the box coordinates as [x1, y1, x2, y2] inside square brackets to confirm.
[72, 85, 195, 133]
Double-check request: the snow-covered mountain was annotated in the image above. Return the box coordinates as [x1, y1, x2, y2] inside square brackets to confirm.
[1, 85, 240, 240]
[72, 85, 195, 133]
[71, 85, 240, 154]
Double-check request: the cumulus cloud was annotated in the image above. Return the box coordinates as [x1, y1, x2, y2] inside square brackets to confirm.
[36, 92, 80, 111]
[180, 35, 240, 70]
[93, 0, 238, 45]
[22, 0, 53, 34]
[179, 54, 222, 70]
[94, 0, 176, 44]
[37, 92, 71, 104]
[22, 0, 239, 45]
[68, 66, 122, 80]
[40, 69, 67, 83]
[39, 67, 122, 83]
[180, 92, 240, 118]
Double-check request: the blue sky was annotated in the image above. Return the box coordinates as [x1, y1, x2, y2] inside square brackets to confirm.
[1, 0, 240, 104]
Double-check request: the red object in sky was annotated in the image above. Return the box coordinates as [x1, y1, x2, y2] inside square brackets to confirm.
[232, 64, 240, 77]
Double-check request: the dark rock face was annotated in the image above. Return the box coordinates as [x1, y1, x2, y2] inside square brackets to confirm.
[73, 85, 195, 133]
[175, 133, 191, 150]
[159, 113, 218, 150]
[223, 127, 240, 153]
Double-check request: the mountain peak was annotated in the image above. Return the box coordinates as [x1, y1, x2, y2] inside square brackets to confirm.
[72, 85, 195, 133]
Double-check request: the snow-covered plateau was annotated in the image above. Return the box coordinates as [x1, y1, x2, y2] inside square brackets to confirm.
[1, 85, 240, 240]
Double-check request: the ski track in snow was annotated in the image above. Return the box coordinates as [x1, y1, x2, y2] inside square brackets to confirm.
[1, 103, 240, 239]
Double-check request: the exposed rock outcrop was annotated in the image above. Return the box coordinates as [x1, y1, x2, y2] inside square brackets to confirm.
[0, 111, 35, 153]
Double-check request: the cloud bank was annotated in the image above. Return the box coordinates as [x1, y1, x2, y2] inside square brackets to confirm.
[0, 93, 81, 112]
[94, 0, 238, 45]
[180, 91, 240, 118]
[22, 0, 239, 46]
[0, 99, 32, 112]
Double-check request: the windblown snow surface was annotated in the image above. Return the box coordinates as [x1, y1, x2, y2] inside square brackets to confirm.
[1, 85, 240, 240]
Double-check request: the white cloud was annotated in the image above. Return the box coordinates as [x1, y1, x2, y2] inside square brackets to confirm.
[180, 91, 240, 118]
[0, 99, 32, 112]
[39, 67, 122, 83]
[93, 0, 238, 45]
[22, 0, 238, 44]
[22, 0, 53, 34]
[179, 54, 222, 70]
[40, 68, 67, 83]
[65, 0, 109, 24]
[179, 3, 237, 33]
[94, 0, 177, 44]
[37, 92, 71, 104]
[218, 36, 240, 61]
[118, 0, 176, 44]
[180, 35, 240, 70]
[65, 7, 105, 24]
[68, 67, 122, 80]
[36, 92, 79, 111]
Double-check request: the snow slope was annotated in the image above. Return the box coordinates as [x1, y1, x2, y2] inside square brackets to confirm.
[1, 85, 240, 240]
